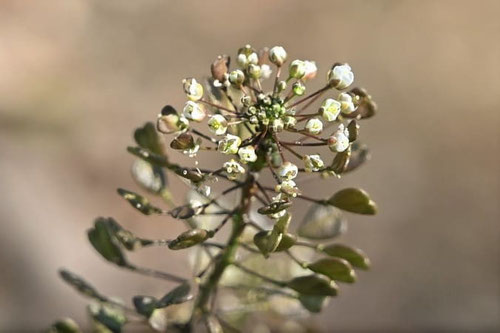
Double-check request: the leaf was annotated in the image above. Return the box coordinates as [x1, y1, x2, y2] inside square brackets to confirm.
[48, 318, 81, 333]
[157, 283, 193, 307]
[298, 204, 347, 240]
[134, 122, 164, 155]
[168, 229, 211, 250]
[298, 295, 328, 313]
[131, 159, 167, 194]
[286, 274, 338, 296]
[274, 233, 297, 252]
[88, 303, 127, 333]
[344, 143, 370, 173]
[59, 269, 106, 301]
[88, 218, 128, 267]
[170, 133, 195, 150]
[307, 258, 356, 283]
[117, 188, 163, 215]
[329, 147, 351, 174]
[322, 244, 371, 270]
[327, 188, 377, 215]
[132, 296, 158, 317]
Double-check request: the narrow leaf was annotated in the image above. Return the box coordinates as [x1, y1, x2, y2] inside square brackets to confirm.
[59, 269, 106, 301]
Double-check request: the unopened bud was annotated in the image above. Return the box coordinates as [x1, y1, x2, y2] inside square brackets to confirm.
[327, 63, 354, 90]
[182, 78, 204, 101]
[269, 46, 287, 66]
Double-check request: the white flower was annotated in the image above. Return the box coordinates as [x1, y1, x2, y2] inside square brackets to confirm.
[327, 63, 354, 90]
[229, 70, 245, 86]
[223, 159, 246, 180]
[238, 146, 258, 163]
[248, 64, 262, 79]
[270, 118, 284, 132]
[182, 78, 204, 101]
[275, 180, 300, 197]
[237, 45, 258, 68]
[320, 98, 341, 122]
[328, 124, 350, 152]
[183, 142, 200, 158]
[305, 118, 323, 135]
[269, 46, 287, 66]
[289, 60, 306, 79]
[303, 154, 324, 172]
[278, 162, 298, 180]
[283, 116, 297, 129]
[207, 114, 228, 135]
[261, 64, 272, 79]
[338, 92, 357, 114]
[183, 101, 206, 122]
[218, 134, 241, 155]
[303, 60, 317, 80]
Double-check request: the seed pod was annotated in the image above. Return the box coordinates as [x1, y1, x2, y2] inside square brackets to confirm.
[211, 55, 230, 81]
[168, 229, 211, 250]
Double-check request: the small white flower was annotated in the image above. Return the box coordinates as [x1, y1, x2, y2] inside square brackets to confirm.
[207, 114, 228, 135]
[223, 159, 246, 180]
[303, 154, 324, 172]
[229, 70, 245, 86]
[320, 98, 341, 122]
[238, 146, 258, 163]
[328, 124, 350, 153]
[183, 101, 206, 122]
[289, 60, 306, 79]
[275, 179, 300, 197]
[270, 118, 284, 132]
[327, 63, 354, 90]
[237, 45, 258, 68]
[218, 134, 241, 155]
[305, 118, 323, 135]
[182, 78, 204, 101]
[248, 64, 262, 79]
[303, 60, 317, 80]
[283, 116, 297, 129]
[269, 46, 287, 66]
[261, 64, 272, 79]
[338, 92, 357, 114]
[278, 162, 298, 180]
[183, 142, 200, 158]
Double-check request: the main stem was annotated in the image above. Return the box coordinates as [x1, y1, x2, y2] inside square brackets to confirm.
[191, 174, 255, 321]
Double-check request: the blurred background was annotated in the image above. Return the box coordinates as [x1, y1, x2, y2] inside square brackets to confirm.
[1, 0, 498, 331]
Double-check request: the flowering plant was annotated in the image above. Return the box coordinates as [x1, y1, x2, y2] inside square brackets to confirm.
[52, 45, 378, 333]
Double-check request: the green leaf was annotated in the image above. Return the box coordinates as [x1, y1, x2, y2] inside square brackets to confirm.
[88, 303, 127, 333]
[48, 318, 81, 333]
[168, 229, 211, 250]
[327, 188, 377, 215]
[157, 283, 192, 307]
[298, 295, 328, 313]
[117, 188, 162, 215]
[286, 274, 338, 296]
[134, 122, 164, 155]
[307, 258, 356, 283]
[131, 159, 167, 194]
[59, 269, 106, 301]
[132, 296, 158, 317]
[274, 233, 297, 252]
[88, 218, 128, 267]
[322, 244, 371, 270]
[298, 204, 346, 240]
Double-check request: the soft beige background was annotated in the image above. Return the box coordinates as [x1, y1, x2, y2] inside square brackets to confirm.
[1, 0, 499, 331]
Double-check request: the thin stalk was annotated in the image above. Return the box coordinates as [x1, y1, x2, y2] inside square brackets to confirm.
[287, 84, 330, 109]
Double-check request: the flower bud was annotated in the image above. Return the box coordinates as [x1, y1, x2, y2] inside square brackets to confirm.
[238, 146, 258, 163]
[223, 159, 246, 180]
[289, 60, 306, 79]
[207, 114, 228, 135]
[218, 134, 242, 155]
[277, 80, 287, 92]
[305, 118, 323, 135]
[261, 64, 272, 79]
[248, 64, 262, 79]
[211, 55, 230, 82]
[182, 78, 204, 101]
[283, 116, 297, 129]
[275, 180, 300, 197]
[292, 81, 306, 96]
[229, 69, 245, 87]
[278, 161, 298, 180]
[183, 101, 206, 122]
[303, 154, 324, 172]
[338, 92, 357, 114]
[328, 124, 350, 153]
[269, 46, 287, 66]
[241, 95, 252, 106]
[237, 45, 258, 68]
[302, 60, 318, 80]
[327, 63, 354, 90]
[320, 98, 341, 122]
[270, 118, 284, 132]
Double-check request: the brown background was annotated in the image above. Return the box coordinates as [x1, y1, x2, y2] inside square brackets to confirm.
[0, 0, 499, 331]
